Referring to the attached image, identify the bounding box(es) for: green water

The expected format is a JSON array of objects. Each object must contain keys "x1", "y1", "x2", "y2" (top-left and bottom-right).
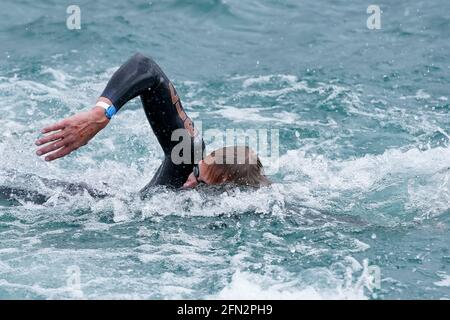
[{"x1": 0, "y1": 0, "x2": 449, "y2": 299}]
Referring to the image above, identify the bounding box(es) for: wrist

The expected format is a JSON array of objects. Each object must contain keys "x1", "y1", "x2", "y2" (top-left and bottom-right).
[
  {"x1": 97, "y1": 96, "x2": 112, "y2": 106},
  {"x1": 91, "y1": 106, "x2": 110, "y2": 126},
  {"x1": 95, "y1": 97, "x2": 117, "y2": 120}
]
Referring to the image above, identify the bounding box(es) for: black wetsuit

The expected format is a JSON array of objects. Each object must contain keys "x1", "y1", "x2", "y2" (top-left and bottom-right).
[{"x1": 101, "y1": 53, "x2": 204, "y2": 193}]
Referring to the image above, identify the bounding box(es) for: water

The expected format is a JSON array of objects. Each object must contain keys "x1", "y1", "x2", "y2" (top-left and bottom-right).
[{"x1": 0, "y1": 0, "x2": 449, "y2": 299}]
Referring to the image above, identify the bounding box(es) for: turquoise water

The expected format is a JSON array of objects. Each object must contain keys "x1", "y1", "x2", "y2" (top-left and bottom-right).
[{"x1": 0, "y1": 0, "x2": 449, "y2": 299}]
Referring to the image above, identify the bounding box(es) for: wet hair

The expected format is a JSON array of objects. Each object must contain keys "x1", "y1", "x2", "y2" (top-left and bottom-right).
[{"x1": 203, "y1": 146, "x2": 271, "y2": 187}]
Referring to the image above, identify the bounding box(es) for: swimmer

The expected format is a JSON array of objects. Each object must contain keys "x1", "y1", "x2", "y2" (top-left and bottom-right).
[{"x1": 34, "y1": 53, "x2": 270, "y2": 196}]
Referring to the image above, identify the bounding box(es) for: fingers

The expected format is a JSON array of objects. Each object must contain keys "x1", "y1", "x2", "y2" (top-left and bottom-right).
[
  {"x1": 36, "y1": 139, "x2": 68, "y2": 156},
  {"x1": 41, "y1": 120, "x2": 66, "y2": 134},
  {"x1": 44, "y1": 145, "x2": 74, "y2": 161},
  {"x1": 35, "y1": 131, "x2": 64, "y2": 146}
]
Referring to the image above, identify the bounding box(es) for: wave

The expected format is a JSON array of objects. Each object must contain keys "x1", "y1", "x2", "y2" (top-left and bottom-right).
[{"x1": 212, "y1": 269, "x2": 367, "y2": 300}]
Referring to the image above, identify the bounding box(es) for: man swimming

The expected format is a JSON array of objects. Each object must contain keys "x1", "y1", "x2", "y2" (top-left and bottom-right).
[{"x1": 34, "y1": 53, "x2": 269, "y2": 196}]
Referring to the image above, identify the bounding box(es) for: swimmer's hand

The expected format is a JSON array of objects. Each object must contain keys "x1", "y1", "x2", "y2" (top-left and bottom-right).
[{"x1": 35, "y1": 105, "x2": 110, "y2": 161}]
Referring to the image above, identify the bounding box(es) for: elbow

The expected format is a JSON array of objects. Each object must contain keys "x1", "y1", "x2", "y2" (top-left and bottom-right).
[
  {"x1": 132, "y1": 52, "x2": 147, "y2": 60},
  {"x1": 131, "y1": 52, "x2": 153, "y2": 66}
]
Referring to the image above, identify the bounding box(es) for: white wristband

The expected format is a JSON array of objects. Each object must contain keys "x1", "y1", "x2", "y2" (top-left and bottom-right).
[{"x1": 95, "y1": 101, "x2": 110, "y2": 110}]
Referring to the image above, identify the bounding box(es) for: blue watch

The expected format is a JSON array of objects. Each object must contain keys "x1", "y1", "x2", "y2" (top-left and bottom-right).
[{"x1": 104, "y1": 105, "x2": 117, "y2": 120}]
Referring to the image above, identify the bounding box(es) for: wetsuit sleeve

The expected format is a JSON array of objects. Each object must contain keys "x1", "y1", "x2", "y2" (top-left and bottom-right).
[{"x1": 100, "y1": 53, "x2": 204, "y2": 190}]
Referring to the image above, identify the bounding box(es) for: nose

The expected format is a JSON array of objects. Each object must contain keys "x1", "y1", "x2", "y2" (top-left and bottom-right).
[{"x1": 183, "y1": 172, "x2": 198, "y2": 188}]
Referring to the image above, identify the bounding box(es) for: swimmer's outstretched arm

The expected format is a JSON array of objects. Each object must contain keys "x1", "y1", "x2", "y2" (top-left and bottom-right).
[
  {"x1": 35, "y1": 106, "x2": 110, "y2": 161},
  {"x1": 35, "y1": 53, "x2": 166, "y2": 161}
]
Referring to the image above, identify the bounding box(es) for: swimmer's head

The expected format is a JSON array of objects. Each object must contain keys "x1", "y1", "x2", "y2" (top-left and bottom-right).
[{"x1": 183, "y1": 146, "x2": 270, "y2": 188}]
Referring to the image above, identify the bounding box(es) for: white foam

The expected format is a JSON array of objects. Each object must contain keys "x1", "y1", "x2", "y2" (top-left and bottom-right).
[
  {"x1": 139, "y1": 184, "x2": 286, "y2": 218},
  {"x1": 400, "y1": 89, "x2": 431, "y2": 100},
  {"x1": 209, "y1": 105, "x2": 299, "y2": 124},
  {"x1": 242, "y1": 74, "x2": 298, "y2": 88},
  {"x1": 280, "y1": 146, "x2": 450, "y2": 191},
  {"x1": 213, "y1": 270, "x2": 367, "y2": 300},
  {"x1": 0, "y1": 261, "x2": 13, "y2": 273},
  {"x1": 434, "y1": 273, "x2": 450, "y2": 287}
]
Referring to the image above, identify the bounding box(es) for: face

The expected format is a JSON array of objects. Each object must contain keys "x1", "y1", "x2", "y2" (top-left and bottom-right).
[{"x1": 183, "y1": 160, "x2": 211, "y2": 188}]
